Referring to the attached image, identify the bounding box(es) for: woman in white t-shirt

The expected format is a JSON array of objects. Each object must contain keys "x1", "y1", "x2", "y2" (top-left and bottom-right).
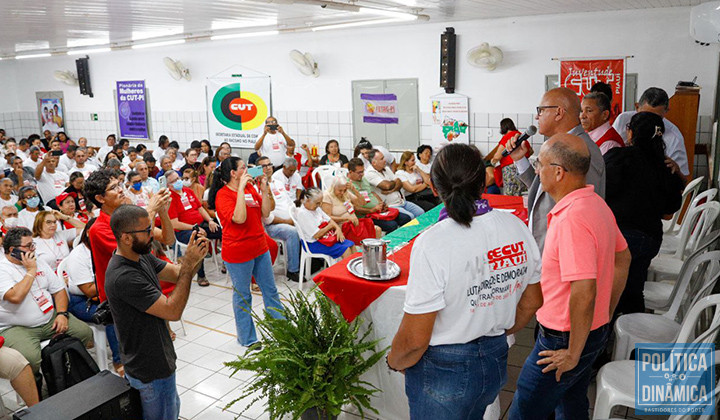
[
  {"x1": 415, "y1": 144, "x2": 434, "y2": 174},
  {"x1": 32, "y1": 210, "x2": 85, "y2": 271},
  {"x1": 395, "y1": 151, "x2": 440, "y2": 212},
  {"x1": 295, "y1": 188, "x2": 356, "y2": 259},
  {"x1": 387, "y1": 143, "x2": 543, "y2": 419}
]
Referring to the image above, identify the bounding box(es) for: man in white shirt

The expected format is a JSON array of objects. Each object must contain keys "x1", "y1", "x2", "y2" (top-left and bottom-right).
[
  {"x1": 0, "y1": 227, "x2": 92, "y2": 373},
  {"x1": 254, "y1": 116, "x2": 296, "y2": 168},
  {"x1": 97, "y1": 134, "x2": 116, "y2": 165},
  {"x1": 70, "y1": 147, "x2": 98, "y2": 178},
  {"x1": 0, "y1": 179, "x2": 18, "y2": 210},
  {"x1": 34, "y1": 154, "x2": 69, "y2": 204},
  {"x1": 22, "y1": 147, "x2": 42, "y2": 170},
  {"x1": 612, "y1": 87, "x2": 689, "y2": 177},
  {"x1": 152, "y1": 135, "x2": 170, "y2": 163},
  {"x1": 136, "y1": 161, "x2": 159, "y2": 194},
  {"x1": 271, "y1": 157, "x2": 305, "y2": 201},
  {"x1": 15, "y1": 139, "x2": 29, "y2": 161},
  {"x1": 57, "y1": 145, "x2": 77, "y2": 172},
  {"x1": 259, "y1": 157, "x2": 300, "y2": 282},
  {"x1": 364, "y1": 149, "x2": 424, "y2": 220}
]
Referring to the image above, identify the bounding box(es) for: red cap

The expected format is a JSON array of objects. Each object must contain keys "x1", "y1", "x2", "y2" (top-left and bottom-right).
[{"x1": 56, "y1": 192, "x2": 73, "y2": 205}]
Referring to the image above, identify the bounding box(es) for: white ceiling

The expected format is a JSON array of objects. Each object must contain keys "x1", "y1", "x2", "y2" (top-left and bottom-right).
[{"x1": 0, "y1": 0, "x2": 710, "y2": 57}]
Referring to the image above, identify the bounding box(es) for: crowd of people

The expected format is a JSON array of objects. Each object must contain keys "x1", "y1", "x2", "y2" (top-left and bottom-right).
[{"x1": 0, "y1": 83, "x2": 692, "y2": 419}]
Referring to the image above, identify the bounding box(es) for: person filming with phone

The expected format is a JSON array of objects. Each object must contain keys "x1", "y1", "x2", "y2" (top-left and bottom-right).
[{"x1": 254, "y1": 116, "x2": 295, "y2": 170}]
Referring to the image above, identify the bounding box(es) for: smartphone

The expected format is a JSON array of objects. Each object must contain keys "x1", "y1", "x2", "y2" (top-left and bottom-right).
[
  {"x1": 268, "y1": 124, "x2": 279, "y2": 131},
  {"x1": 10, "y1": 248, "x2": 24, "y2": 261},
  {"x1": 158, "y1": 176, "x2": 167, "y2": 190},
  {"x1": 51, "y1": 150, "x2": 63, "y2": 157},
  {"x1": 192, "y1": 225, "x2": 201, "y2": 234},
  {"x1": 247, "y1": 166, "x2": 264, "y2": 178}
]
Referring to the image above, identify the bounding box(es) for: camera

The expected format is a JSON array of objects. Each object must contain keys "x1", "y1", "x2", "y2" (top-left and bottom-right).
[
  {"x1": 268, "y1": 124, "x2": 279, "y2": 130},
  {"x1": 91, "y1": 301, "x2": 114, "y2": 325}
]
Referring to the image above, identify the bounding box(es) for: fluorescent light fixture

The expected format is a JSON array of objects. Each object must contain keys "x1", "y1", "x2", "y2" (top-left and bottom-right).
[
  {"x1": 67, "y1": 47, "x2": 111, "y2": 55},
  {"x1": 15, "y1": 53, "x2": 52, "y2": 59},
  {"x1": 211, "y1": 18, "x2": 277, "y2": 30},
  {"x1": 132, "y1": 39, "x2": 186, "y2": 49},
  {"x1": 15, "y1": 41, "x2": 50, "y2": 52},
  {"x1": 358, "y1": 7, "x2": 418, "y2": 20},
  {"x1": 211, "y1": 30, "x2": 279, "y2": 40},
  {"x1": 312, "y1": 18, "x2": 410, "y2": 31},
  {"x1": 132, "y1": 27, "x2": 184, "y2": 41}
]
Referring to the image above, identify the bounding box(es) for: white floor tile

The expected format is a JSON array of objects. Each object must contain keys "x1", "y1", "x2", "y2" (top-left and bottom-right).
[
  {"x1": 192, "y1": 372, "x2": 242, "y2": 400},
  {"x1": 213, "y1": 303, "x2": 236, "y2": 317},
  {"x1": 216, "y1": 319, "x2": 236, "y2": 335},
  {"x1": 193, "y1": 349, "x2": 238, "y2": 373},
  {"x1": 178, "y1": 323, "x2": 210, "y2": 342},
  {"x1": 199, "y1": 297, "x2": 228, "y2": 312},
  {"x1": 192, "y1": 330, "x2": 235, "y2": 349},
  {"x1": 175, "y1": 364, "x2": 215, "y2": 389},
  {"x1": 182, "y1": 307, "x2": 213, "y2": 322},
  {"x1": 192, "y1": 405, "x2": 243, "y2": 420},
  {"x1": 220, "y1": 389, "x2": 267, "y2": 419},
  {"x1": 216, "y1": 338, "x2": 246, "y2": 356},
  {"x1": 176, "y1": 342, "x2": 212, "y2": 363},
  {"x1": 194, "y1": 312, "x2": 233, "y2": 329},
  {"x1": 179, "y1": 389, "x2": 217, "y2": 419},
  {"x1": 193, "y1": 284, "x2": 226, "y2": 298}
]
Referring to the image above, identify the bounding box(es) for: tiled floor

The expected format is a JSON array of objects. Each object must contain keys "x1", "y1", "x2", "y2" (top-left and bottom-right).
[{"x1": 0, "y1": 257, "x2": 670, "y2": 420}]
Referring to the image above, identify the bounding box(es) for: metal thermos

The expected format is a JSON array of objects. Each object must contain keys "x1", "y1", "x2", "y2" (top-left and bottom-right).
[{"x1": 361, "y1": 239, "x2": 388, "y2": 277}]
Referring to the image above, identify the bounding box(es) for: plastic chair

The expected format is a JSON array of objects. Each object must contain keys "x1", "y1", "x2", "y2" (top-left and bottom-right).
[
  {"x1": 645, "y1": 230, "x2": 720, "y2": 312},
  {"x1": 311, "y1": 166, "x2": 336, "y2": 189},
  {"x1": 648, "y1": 201, "x2": 720, "y2": 282},
  {"x1": 594, "y1": 295, "x2": 720, "y2": 419},
  {"x1": 662, "y1": 176, "x2": 704, "y2": 234},
  {"x1": 659, "y1": 188, "x2": 717, "y2": 254},
  {"x1": 275, "y1": 239, "x2": 288, "y2": 275},
  {"x1": 172, "y1": 240, "x2": 188, "y2": 263},
  {"x1": 288, "y1": 206, "x2": 337, "y2": 291},
  {"x1": 613, "y1": 250, "x2": 720, "y2": 361}
]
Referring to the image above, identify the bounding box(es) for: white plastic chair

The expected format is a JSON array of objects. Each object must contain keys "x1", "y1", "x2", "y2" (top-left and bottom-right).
[
  {"x1": 613, "y1": 250, "x2": 720, "y2": 361},
  {"x1": 311, "y1": 165, "x2": 336, "y2": 189},
  {"x1": 288, "y1": 206, "x2": 337, "y2": 291},
  {"x1": 648, "y1": 201, "x2": 720, "y2": 282},
  {"x1": 645, "y1": 230, "x2": 720, "y2": 312},
  {"x1": 659, "y1": 188, "x2": 717, "y2": 254},
  {"x1": 662, "y1": 176, "x2": 704, "y2": 234},
  {"x1": 594, "y1": 295, "x2": 720, "y2": 419},
  {"x1": 274, "y1": 239, "x2": 288, "y2": 275}
]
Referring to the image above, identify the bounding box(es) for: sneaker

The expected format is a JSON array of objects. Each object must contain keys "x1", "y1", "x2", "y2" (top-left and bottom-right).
[
  {"x1": 197, "y1": 277, "x2": 210, "y2": 287},
  {"x1": 247, "y1": 342, "x2": 263, "y2": 352},
  {"x1": 286, "y1": 271, "x2": 300, "y2": 282}
]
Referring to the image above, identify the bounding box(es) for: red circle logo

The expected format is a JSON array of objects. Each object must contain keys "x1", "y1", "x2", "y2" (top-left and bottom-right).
[{"x1": 228, "y1": 98, "x2": 258, "y2": 122}]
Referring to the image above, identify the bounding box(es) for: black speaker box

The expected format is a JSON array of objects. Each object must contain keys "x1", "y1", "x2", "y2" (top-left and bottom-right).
[
  {"x1": 13, "y1": 370, "x2": 142, "y2": 420},
  {"x1": 75, "y1": 56, "x2": 93, "y2": 98}
]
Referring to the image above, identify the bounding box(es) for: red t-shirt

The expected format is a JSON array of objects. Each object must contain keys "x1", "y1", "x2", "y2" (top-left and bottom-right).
[
  {"x1": 494, "y1": 130, "x2": 530, "y2": 187},
  {"x1": 168, "y1": 187, "x2": 204, "y2": 229},
  {"x1": 88, "y1": 210, "x2": 116, "y2": 302},
  {"x1": 216, "y1": 184, "x2": 268, "y2": 264}
]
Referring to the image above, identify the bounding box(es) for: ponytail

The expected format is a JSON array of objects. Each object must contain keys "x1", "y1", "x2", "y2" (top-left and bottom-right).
[
  {"x1": 295, "y1": 187, "x2": 321, "y2": 208},
  {"x1": 430, "y1": 144, "x2": 485, "y2": 227},
  {"x1": 207, "y1": 156, "x2": 240, "y2": 210}
]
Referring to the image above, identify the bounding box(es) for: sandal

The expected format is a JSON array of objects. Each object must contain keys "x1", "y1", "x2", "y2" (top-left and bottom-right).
[
  {"x1": 251, "y1": 283, "x2": 260, "y2": 292},
  {"x1": 197, "y1": 277, "x2": 210, "y2": 287}
]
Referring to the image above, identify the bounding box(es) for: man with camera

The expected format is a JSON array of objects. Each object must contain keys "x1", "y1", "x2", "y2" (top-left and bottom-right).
[
  {"x1": 105, "y1": 204, "x2": 208, "y2": 420},
  {"x1": 254, "y1": 116, "x2": 296, "y2": 169},
  {"x1": 0, "y1": 227, "x2": 92, "y2": 374}
]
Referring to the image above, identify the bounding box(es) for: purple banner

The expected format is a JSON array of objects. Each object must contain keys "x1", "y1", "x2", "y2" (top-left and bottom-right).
[
  {"x1": 117, "y1": 80, "x2": 149, "y2": 139},
  {"x1": 360, "y1": 92, "x2": 398, "y2": 125}
]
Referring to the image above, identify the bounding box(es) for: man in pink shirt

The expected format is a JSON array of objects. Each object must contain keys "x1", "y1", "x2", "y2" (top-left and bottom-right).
[{"x1": 509, "y1": 133, "x2": 631, "y2": 420}]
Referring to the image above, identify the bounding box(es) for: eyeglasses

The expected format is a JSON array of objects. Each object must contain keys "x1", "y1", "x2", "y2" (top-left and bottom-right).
[
  {"x1": 260, "y1": 164, "x2": 273, "y2": 168},
  {"x1": 124, "y1": 226, "x2": 153, "y2": 235},
  {"x1": 532, "y1": 159, "x2": 569, "y2": 172},
  {"x1": 536, "y1": 105, "x2": 559, "y2": 115},
  {"x1": 105, "y1": 183, "x2": 123, "y2": 193},
  {"x1": 18, "y1": 242, "x2": 36, "y2": 250}
]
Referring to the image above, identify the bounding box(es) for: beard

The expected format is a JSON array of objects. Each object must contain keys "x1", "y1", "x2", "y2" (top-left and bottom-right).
[{"x1": 131, "y1": 235, "x2": 153, "y2": 255}]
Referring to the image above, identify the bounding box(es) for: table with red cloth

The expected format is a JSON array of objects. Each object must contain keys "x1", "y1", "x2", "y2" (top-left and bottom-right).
[{"x1": 312, "y1": 194, "x2": 526, "y2": 420}]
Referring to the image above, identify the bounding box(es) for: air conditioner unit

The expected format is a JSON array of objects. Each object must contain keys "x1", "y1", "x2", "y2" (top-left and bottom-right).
[{"x1": 690, "y1": 1, "x2": 720, "y2": 45}]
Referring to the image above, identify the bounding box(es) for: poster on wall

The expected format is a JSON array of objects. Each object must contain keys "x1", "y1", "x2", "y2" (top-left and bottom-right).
[
  {"x1": 116, "y1": 80, "x2": 149, "y2": 139},
  {"x1": 430, "y1": 94, "x2": 469, "y2": 149},
  {"x1": 206, "y1": 76, "x2": 271, "y2": 148},
  {"x1": 361, "y1": 93, "x2": 398, "y2": 124},
  {"x1": 559, "y1": 58, "x2": 625, "y2": 118},
  {"x1": 35, "y1": 92, "x2": 65, "y2": 134}
]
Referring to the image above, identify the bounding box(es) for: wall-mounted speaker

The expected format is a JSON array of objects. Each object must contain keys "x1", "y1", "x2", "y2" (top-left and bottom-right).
[
  {"x1": 440, "y1": 27, "x2": 456, "y2": 94},
  {"x1": 75, "y1": 56, "x2": 93, "y2": 98}
]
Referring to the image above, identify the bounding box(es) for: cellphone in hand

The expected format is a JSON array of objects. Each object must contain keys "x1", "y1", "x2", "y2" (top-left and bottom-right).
[
  {"x1": 268, "y1": 124, "x2": 279, "y2": 131},
  {"x1": 192, "y1": 225, "x2": 201, "y2": 234},
  {"x1": 247, "y1": 166, "x2": 264, "y2": 178},
  {"x1": 10, "y1": 248, "x2": 25, "y2": 261},
  {"x1": 51, "y1": 150, "x2": 63, "y2": 157},
  {"x1": 158, "y1": 176, "x2": 167, "y2": 190}
]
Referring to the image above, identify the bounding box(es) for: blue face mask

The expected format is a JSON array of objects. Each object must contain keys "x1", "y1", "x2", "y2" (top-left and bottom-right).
[
  {"x1": 132, "y1": 182, "x2": 142, "y2": 191},
  {"x1": 172, "y1": 180, "x2": 184, "y2": 191},
  {"x1": 26, "y1": 197, "x2": 40, "y2": 208}
]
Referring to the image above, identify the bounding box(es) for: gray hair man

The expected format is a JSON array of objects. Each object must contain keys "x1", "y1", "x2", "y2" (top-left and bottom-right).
[{"x1": 580, "y1": 92, "x2": 625, "y2": 155}]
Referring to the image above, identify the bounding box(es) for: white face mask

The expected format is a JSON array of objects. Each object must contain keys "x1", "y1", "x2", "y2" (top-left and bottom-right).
[
  {"x1": 3, "y1": 217, "x2": 18, "y2": 229},
  {"x1": 182, "y1": 180, "x2": 192, "y2": 188}
]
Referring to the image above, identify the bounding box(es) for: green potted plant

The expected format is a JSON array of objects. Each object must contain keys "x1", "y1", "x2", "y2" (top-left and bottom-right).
[{"x1": 224, "y1": 289, "x2": 388, "y2": 420}]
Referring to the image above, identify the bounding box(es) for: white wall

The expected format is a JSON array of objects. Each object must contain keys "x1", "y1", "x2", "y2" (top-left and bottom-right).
[{"x1": 0, "y1": 6, "x2": 717, "y2": 158}]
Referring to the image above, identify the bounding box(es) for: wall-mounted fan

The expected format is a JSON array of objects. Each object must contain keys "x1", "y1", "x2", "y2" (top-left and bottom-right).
[
  {"x1": 163, "y1": 57, "x2": 191, "y2": 81},
  {"x1": 467, "y1": 43, "x2": 503, "y2": 71},
  {"x1": 53, "y1": 70, "x2": 78, "y2": 86},
  {"x1": 289, "y1": 50, "x2": 319, "y2": 77}
]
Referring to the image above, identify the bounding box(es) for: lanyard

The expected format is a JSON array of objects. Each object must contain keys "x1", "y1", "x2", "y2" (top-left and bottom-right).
[{"x1": 438, "y1": 199, "x2": 492, "y2": 222}]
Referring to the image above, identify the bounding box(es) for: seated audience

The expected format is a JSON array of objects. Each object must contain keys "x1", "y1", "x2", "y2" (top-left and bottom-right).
[
  {"x1": 395, "y1": 151, "x2": 439, "y2": 211},
  {"x1": 0, "y1": 178, "x2": 18, "y2": 209},
  {"x1": 22, "y1": 146, "x2": 41, "y2": 170},
  {"x1": 199, "y1": 140, "x2": 213, "y2": 160},
  {"x1": 63, "y1": 172, "x2": 88, "y2": 214},
  {"x1": 17, "y1": 187, "x2": 42, "y2": 230},
  {"x1": 1, "y1": 205, "x2": 19, "y2": 233},
  {"x1": 121, "y1": 147, "x2": 142, "y2": 171},
  {"x1": 199, "y1": 156, "x2": 217, "y2": 187},
  {"x1": 491, "y1": 118, "x2": 530, "y2": 196},
  {"x1": 152, "y1": 135, "x2": 170, "y2": 162},
  {"x1": 347, "y1": 158, "x2": 410, "y2": 233},
  {"x1": 57, "y1": 144, "x2": 76, "y2": 172},
  {"x1": 321, "y1": 176, "x2": 381, "y2": 243},
  {"x1": 33, "y1": 210, "x2": 83, "y2": 271},
  {"x1": 180, "y1": 148, "x2": 201, "y2": 173},
  {"x1": 9, "y1": 157, "x2": 35, "y2": 191},
  {"x1": 34, "y1": 153, "x2": 69, "y2": 204},
  {"x1": 97, "y1": 134, "x2": 116, "y2": 164},
  {"x1": 0, "y1": 346, "x2": 38, "y2": 407},
  {"x1": 102, "y1": 152, "x2": 119, "y2": 167},
  {"x1": 271, "y1": 158, "x2": 304, "y2": 201},
  {"x1": 353, "y1": 138, "x2": 396, "y2": 172},
  {"x1": 182, "y1": 168, "x2": 204, "y2": 205},
  {"x1": 364, "y1": 149, "x2": 424, "y2": 220},
  {"x1": 216, "y1": 147, "x2": 230, "y2": 164},
  {"x1": 55, "y1": 191, "x2": 89, "y2": 225},
  {"x1": 156, "y1": 155, "x2": 174, "y2": 180},
  {"x1": 71, "y1": 146, "x2": 98, "y2": 178},
  {"x1": 388, "y1": 143, "x2": 542, "y2": 419},
  {"x1": 169, "y1": 148, "x2": 184, "y2": 171},
  {"x1": 415, "y1": 145, "x2": 433, "y2": 174},
  {"x1": 319, "y1": 139, "x2": 349, "y2": 168},
  {"x1": 136, "y1": 161, "x2": 159, "y2": 194},
  {"x1": 581, "y1": 92, "x2": 624, "y2": 155},
  {"x1": 143, "y1": 152, "x2": 159, "y2": 179},
  {"x1": 295, "y1": 188, "x2": 356, "y2": 259},
  {"x1": 126, "y1": 171, "x2": 152, "y2": 208},
  {"x1": 605, "y1": 112, "x2": 684, "y2": 315},
  {"x1": 0, "y1": 227, "x2": 93, "y2": 374}
]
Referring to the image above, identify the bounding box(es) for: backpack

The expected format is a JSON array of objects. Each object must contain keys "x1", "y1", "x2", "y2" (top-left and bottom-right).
[{"x1": 40, "y1": 334, "x2": 100, "y2": 396}]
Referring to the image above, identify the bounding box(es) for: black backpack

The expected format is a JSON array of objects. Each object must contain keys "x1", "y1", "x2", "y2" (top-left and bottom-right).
[{"x1": 40, "y1": 334, "x2": 100, "y2": 396}]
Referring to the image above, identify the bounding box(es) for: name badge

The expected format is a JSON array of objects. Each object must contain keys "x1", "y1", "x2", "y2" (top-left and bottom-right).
[
  {"x1": 360, "y1": 191, "x2": 371, "y2": 203},
  {"x1": 180, "y1": 193, "x2": 192, "y2": 210},
  {"x1": 343, "y1": 201, "x2": 355, "y2": 214},
  {"x1": 272, "y1": 140, "x2": 280, "y2": 151},
  {"x1": 34, "y1": 292, "x2": 54, "y2": 314}
]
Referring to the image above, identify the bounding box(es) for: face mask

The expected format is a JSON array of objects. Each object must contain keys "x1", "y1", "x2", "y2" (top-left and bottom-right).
[
  {"x1": 3, "y1": 217, "x2": 18, "y2": 229},
  {"x1": 26, "y1": 197, "x2": 40, "y2": 208},
  {"x1": 172, "y1": 180, "x2": 184, "y2": 191},
  {"x1": 132, "y1": 182, "x2": 142, "y2": 191},
  {"x1": 182, "y1": 180, "x2": 192, "y2": 188}
]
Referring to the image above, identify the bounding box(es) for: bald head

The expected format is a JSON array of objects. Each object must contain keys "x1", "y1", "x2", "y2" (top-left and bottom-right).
[
  {"x1": 545, "y1": 88, "x2": 581, "y2": 116},
  {"x1": 544, "y1": 133, "x2": 590, "y2": 175},
  {"x1": 537, "y1": 88, "x2": 582, "y2": 136}
]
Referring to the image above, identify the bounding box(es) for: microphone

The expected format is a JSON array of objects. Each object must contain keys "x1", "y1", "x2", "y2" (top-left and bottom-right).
[{"x1": 501, "y1": 125, "x2": 537, "y2": 157}]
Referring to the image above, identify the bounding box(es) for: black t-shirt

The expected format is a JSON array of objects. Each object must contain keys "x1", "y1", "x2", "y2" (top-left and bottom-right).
[
  {"x1": 319, "y1": 153, "x2": 349, "y2": 166},
  {"x1": 105, "y1": 252, "x2": 173, "y2": 383}
]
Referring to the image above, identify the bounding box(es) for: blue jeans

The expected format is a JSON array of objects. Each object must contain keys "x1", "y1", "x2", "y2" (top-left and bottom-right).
[
  {"x1": 125, "y1": 372, "x2": 180, "y2": 420},
  {"x1": 508, "y1": 324, "x2": 610, "y2": 420},
  {"x1": 405, "y1": 334, "x2": 508, "y2": 420},
  {"x1": 225, "y1": 251, "x2": 284, "y2": 346},
  {"x1": 68, "y1": 293, "x2": 122, "y2": 364},
  {"x1": 264, "y1": 223, "x2": 300, "y2": 272},
  {"x1": 615, "y1": 229, "x2": 662, "y2": 315},
  {"x1": 392, "y1": 201, "x2": 424, "y2": 220}
]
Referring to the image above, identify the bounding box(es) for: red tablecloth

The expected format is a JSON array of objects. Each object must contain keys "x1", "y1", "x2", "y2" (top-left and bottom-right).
[{"x1": 314, "y1": 194, "x2": 526, "y2": 322}]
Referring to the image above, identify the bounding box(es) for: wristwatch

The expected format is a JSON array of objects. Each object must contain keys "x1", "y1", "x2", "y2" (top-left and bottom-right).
[{"x1": 56, "y1": 311, "x2": 69, "y2": 318}]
